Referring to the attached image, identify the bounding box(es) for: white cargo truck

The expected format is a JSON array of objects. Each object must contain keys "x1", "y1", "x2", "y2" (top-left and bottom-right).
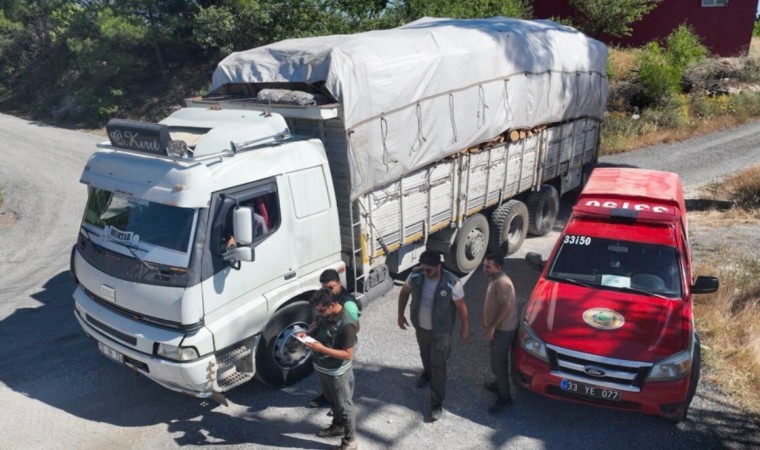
[{"x1": 71, "y1": 17, "x2": 608, "y2": 401}]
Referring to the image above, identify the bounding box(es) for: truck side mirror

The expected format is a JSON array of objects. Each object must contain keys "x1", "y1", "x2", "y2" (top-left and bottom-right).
[
  {"x1": 233, "y1": 207, "x2": 254, "y2": 245},
  {"x1": 691, "y1": 276, "x2": 719, "y2": 294},
  {"x1": 525, "y1": 252, "x2": 545, "y2": 271}
]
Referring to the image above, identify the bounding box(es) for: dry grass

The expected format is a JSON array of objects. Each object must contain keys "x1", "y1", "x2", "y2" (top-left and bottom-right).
[
  {"x1": 691, "y1": 165, "x2": 760, "y2": 412},
  {"x1": 694, "y1": 257, "x2": 760, "y2": 413},
  {"x1": 607, "y1": 46, "x2": 640, "y2": 82},
  {"x1": 750, "y1": 37, "x2": 760, "y2": 59},
  {"x1": 602, "y1": 114, "x2": 748, "y2": 155}
]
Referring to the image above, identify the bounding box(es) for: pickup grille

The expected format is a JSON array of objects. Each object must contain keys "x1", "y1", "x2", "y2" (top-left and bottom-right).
[{"x1": 546, "y1": 344, "x2": 652, "y2": 390}]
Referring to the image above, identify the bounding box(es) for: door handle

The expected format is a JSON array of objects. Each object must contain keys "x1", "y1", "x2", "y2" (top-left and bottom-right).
[{"x1": 284, "y1": 271, "x2": 296, "y2": 280}]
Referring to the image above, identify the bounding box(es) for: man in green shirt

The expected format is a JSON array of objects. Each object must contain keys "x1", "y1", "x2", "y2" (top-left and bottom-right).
[
  {"x1": 309, "y1": 269, "x2": 360, "y2": 408},
  {"x1": 299, "y1": 288, "x2": 359, "y2": 450}
]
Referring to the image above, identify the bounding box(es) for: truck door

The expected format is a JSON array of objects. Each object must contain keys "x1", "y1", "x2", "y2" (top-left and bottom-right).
[{"x1": 201, "y1": 177, "x2": 300, "y2": 343}]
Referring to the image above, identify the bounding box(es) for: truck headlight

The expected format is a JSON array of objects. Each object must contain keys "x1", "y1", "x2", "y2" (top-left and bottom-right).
[
  {"x1": 157, "y1": 343, "x2": 199, "y2": 362},
  {"x1": 518, "y1": 322, "x2": 548, "y2": 362},
  {"x1": 647, "y1": 350, "x2": 692, "y2": 381}
]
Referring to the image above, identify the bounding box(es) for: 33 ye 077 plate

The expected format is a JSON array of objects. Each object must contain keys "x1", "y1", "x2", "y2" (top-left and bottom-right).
[
  {"x1": 561, "y1": 379, "x2": 621, "y2": 402},
  {"x1": 98, "y1": 342, "x2": 125, "y2": 365}
]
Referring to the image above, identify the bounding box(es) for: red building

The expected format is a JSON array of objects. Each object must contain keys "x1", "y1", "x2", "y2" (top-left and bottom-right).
[{"x1": 534, "y1": 0, "x2": 757, "y2": 56}]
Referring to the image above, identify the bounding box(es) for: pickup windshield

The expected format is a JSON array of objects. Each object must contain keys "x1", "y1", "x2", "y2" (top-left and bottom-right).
[
  {"x1": 83, "y1": 188, "x2": 194, "y2": 253},
  {"x1": 548, "y1": 235, "x2": 682, "y2": 298}
]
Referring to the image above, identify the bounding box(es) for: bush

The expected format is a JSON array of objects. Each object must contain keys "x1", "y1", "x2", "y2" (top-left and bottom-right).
[
  {"x1": 637, "y1": 25, "x2": 707, "y2": 105},
  {"x1": 727, "y1": 92, "x2": 760, "y2": 123},
  {"x1": 637, "y1": 42, "x2": 682, "y2": 103}
]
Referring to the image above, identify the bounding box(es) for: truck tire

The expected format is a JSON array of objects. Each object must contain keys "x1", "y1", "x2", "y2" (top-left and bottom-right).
[
  {"x1": 488, "y1": 200, "x2": 528, "y2": 255},
  {"x1": 526, "y1": 185, "x2": 559, "y2": 236},
  {"x1": 255, "y1": 301, "x2": 314, "y2": 388},
  {"x1": 445, "y1": 213, "x2": 489, "y2": 273}
]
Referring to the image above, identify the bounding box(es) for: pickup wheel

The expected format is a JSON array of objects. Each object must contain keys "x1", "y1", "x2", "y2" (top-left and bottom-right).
[
  {"x1": 526, "y1": 185, "x2": 559, "y2": 236},
  {"x1": 668, "y1": 334, "x2": 701, "y2": 423},
  {"x1": 445, "y1": 213, "x2": 489, "y2": 273},
  {"x1": 488, "y1": 200, "x2": 528, "y2": 255},
  {"x1": 255, "y1": 301, "x2": 315, "y2": 388}
]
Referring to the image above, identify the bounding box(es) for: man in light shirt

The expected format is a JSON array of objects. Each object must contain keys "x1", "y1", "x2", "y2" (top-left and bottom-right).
[
  {"x1": 482, "y1": 251, "x2": 518, "y2": 413},
  {"x1": 397, "y1": 250, "x2": 469, "y2": 422}
]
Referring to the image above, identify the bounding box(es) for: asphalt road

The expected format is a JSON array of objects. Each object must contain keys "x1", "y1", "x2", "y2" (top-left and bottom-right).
[{"x1": 1, "y1": 113, "x2": 759, "y2": 449}]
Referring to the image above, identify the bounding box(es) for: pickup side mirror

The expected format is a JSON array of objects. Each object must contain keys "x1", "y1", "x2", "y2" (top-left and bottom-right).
[
  {"x1": 233, "y1": 207, "x2": 254, "y2": 245},
  {"x1": 525, "y1": 252, "x2": 545, "y2": 271},
  {"x1": 691, "y1": 276, "x2": 719, "y2": 294}
]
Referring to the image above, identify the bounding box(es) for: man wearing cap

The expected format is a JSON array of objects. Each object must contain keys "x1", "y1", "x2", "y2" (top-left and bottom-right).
[{"x1": 397, "y1": 250, "x2": 469, "y2": 422}]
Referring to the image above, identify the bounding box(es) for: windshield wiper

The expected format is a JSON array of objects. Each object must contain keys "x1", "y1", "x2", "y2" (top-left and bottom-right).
[
  {"x1": 554, "y1": 277, "x2": 594, "y2": 289},
  {"x1": 127, "y1": 245, "x2": 156, "y2": 272},
  {"x1": 612, "y1": 286, "x2": 670, "y2": 299}
]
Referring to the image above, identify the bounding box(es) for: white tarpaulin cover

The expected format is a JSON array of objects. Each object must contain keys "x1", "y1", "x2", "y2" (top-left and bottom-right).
[{"x1": 211, "y1": 17, "x2": 608, "y2": 199}]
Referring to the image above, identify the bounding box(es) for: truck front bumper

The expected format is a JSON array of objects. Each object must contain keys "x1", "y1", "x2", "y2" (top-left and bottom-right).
[{"x1": 73, "y1": 288, "x2": 217, "y2": 398}]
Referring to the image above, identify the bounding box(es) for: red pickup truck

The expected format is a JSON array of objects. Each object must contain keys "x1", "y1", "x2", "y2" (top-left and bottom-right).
[{"x1": 515, "y1": 167, "x2": 719, "y2": 422}]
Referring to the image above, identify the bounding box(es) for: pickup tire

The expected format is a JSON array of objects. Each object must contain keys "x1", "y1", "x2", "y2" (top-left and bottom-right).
[
  {"x1": 526, "y1": 185, "x2": 559, "y2": 236},
  {"x1": 488, "y1": 200, "x2": 528, "y2": 255},
  {"x1": 668, "y1": 334, "x2": 701, "y2": 423},
  {"x1": 255, "y1": 301, "x2": 315, "y2": 388},
  {"x1": 445, "y1": 213, "x2": 489, "y2": 273}
]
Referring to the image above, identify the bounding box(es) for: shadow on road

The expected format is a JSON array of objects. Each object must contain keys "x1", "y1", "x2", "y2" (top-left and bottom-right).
[{"x1": 1, "y1": 261, "x2": 759, "y2": 448}]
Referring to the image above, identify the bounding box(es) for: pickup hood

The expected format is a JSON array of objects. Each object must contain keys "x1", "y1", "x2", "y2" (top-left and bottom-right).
[{"x1": 525, "y1": 278, "x2": 689, "y2": 362}]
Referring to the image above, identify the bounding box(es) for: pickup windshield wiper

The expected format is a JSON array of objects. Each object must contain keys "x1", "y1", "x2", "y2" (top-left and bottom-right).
[
  {"x1": 612, "y1": 286, "x2": 669, "y2": 299},
  {"x1": 554, "y1": 277, "x2": 594, "y2": 289}
]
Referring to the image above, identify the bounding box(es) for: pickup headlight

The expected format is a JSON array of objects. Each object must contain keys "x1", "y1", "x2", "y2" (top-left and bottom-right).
[
  {"x1": 647, "y1": 350, "x2": 692, "y2": 381},
  {"x1": 518, "y1": 321, "x2": 549, "y2": 362},
  {"x1": 157, "y1": 343, "x2": 199, "y2": 362}
]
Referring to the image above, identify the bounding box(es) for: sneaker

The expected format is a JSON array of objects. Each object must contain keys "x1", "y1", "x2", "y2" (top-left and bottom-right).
[
  {"x1": 416, "y1": 372, "x2": 431, "y2": 388},
  {"x1": 430, "y1": 404, "x2": 443, "y2": 422},
  {"x1": 488, "y1": 396, "x2": 513, "y2": 414},
  {"x1": 308, "y1": 393, "x2": 328, "y2": 408},
  {"x1": 336, "y1": 439, "x2": 358, "y2": 450},
  {"x1": 483, "y1": 381, "x2": 499, "y2": 393},
  {"x1": 317, "y1": 424, "x2": 345, "y2": 438}
]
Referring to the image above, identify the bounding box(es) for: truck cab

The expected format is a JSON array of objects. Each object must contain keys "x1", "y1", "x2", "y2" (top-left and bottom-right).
[
  {"x1": 72, "y1": 108, "x2": 344, "y2": 399},
  {"x1": 515, "y1": 168, "x2": 718, "y2": 422}
]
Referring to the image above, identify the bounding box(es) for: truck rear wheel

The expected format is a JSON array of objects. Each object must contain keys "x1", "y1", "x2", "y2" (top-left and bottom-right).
[
  {"x1": 526, "y1": 185, "x2": 559, "y2": 236},
  {"x1": 488, "y1": 200, "x2": 528, "y2": 255},
  {"x1": 445, "y1": 213, "x2": 489, "y2": 273},
  {"x1": 255, "y1": 301, "x2": 314, "y2": 388}
]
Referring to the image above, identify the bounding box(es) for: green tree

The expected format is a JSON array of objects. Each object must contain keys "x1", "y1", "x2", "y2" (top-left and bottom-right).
[
  {"x1": 569, "y1": 0, "x2": 662, "y2": 38},
  {"x1": 394, "y1": 0, "x2": 531, "y2": 21}
]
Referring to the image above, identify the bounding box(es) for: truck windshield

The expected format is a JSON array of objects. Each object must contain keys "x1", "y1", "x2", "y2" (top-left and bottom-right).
[
  {"x1": 83, "y1": 188, "x2": 195, "y2": 253},
  {"x1": 548, "y1": 235, "x2": 682, "y2": 298}
]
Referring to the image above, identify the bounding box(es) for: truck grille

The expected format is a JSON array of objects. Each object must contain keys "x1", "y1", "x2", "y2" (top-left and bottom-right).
[
  {"x1": 546, "y1": 344, "x2": 652, "y2": 390},
  {"x1": 86, "y1": 314, "x2": 138, "y2": 346}
]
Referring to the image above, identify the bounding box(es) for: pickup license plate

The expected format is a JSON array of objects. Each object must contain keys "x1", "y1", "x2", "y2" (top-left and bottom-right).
[
  {"x1": 98, "y1": 342, "x2": 125, "y2": 365},
  {"x1": 561, "y1": 379, "x2": 621, "y2": 402}
]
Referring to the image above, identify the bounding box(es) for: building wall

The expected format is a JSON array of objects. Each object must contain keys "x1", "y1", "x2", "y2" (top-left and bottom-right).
[{"x1": 534, "y1": 0, "x2": 756, "y2": 56}]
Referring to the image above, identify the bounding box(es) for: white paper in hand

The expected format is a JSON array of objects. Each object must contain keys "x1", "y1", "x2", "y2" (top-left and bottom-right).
[{"x1": 296, "y1": 335, "x2": 317, "y2": 344}]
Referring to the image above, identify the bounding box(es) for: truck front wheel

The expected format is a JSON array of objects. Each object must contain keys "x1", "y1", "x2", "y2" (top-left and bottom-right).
[
  {"x1": 488, "y1": 200, "x2": 528, "y2": 255},
  {"x1": 255, "y1": 301, "x2": 315, "y2": 388},
  {"x1": 526, "y1": 185, "x2": 559, "y2": 236},
  {"x1": 445, "y1": 213, "x2": 489, "y2": 273}
]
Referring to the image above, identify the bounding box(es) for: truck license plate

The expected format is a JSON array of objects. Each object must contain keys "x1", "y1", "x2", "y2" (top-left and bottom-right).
[
  {"x1": 98, "y1": 342, "x2": 124, "y2": 365},
  {"x1": 561, "y1": 379, "x2": 621, "y2": 402}
]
